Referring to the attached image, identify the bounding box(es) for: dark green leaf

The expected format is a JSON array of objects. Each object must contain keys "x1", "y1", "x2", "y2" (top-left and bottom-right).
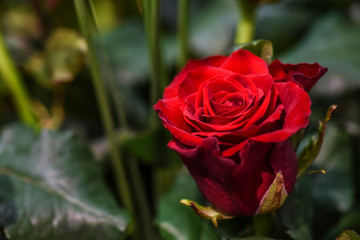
[
  {"x1": 229, "y1": 39, "x2": 273, "y2": 64},
  {"x1": 278, "y1": 177, "x2": 313, "y2": 240},
  {"x1": 297, "y1": 105, "x2": 337, "y2": 178},
  {"x1": 311, "y1": 125, "x2": 355, "y2": 213},
  {"x1": 156, "y1": 170, "x2": 220, "y2": 240},
  {"x1": 121, "y1": 130, "x2": 158, "y2": 164},
  {"x1": 0, "y1": 124, "x2": 131, "y2": 240},
  {"x1": 324, "y1": 208, "x2": 360, "y2": 240}
]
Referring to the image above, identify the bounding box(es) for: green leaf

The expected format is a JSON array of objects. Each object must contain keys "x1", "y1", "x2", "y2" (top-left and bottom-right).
[
  {"x1": 324, "y1": 208, "x2": 360, "y2": 240},
  {"x1": 229, "y1": 39, "x2": 273, "y2": 64},
  {"x1": 336, "y1": 230, "x2": 360, "y2": 240},
  {"x1": 156, "y1": 170, "x2": 220, "y2": 240},
  {"x1": 121, "y1": 130, "x2": 158, "y2": 164},
  {"x1": 277, "y1": 177, "x2": 313, "y2": 240},
  {"x1": 0, "y1": 124, "x2": 131, "y2": 240},
  {"x1": 297, "y1": 105, "x2": 337, "y2": 178},
  {"x1": 311, "y1": 125, "x2": 354, "y2": 213}
]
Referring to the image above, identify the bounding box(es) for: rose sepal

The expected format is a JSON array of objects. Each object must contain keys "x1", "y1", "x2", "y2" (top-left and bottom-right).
[
  {"x1": 229, "y1": 39, "x2": 273, "y2": 64},
  {"x1": 297, "y1": 105, "x2": 337, "y2": 178},
  {"x1": 180, "y1": 199, "x2": 234, "y2": 227},
  {"x1": 256, "y1": 171, "x2": 288, "y2": 214}
]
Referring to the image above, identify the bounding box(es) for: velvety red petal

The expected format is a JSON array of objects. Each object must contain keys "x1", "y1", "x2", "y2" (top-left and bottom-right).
[
  {"x1": 220, "y1": 49, "x2": 269, "y2": 75},
  {"x1": 269, "y1": 59, "x2": 328, "y2": 92},
  {"x1": 226, "y1": 142, "x2": 276, "y2": 215},
  {"x1": 250, "y1": 81, "x2": 310, "y2": 143},
  {"x1": 179, "y1": 67, "x2": 233, "y2": 100},
  {"x1": 168, "y1": 138, "x2": 240, "y2": 215},
  {"x1": 269, "y1": 140, "x2": 298, "y2": 193},
  {"x1": 154, "y1": 98, "x2": 203, "y2": 146},
  {"x1": 163, "y1": 56, "x2": 227, "y2": 99}
]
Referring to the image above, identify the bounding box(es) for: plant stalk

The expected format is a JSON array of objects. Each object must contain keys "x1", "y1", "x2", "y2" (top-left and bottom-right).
[
  {"x1": 74, "y1": 0, "x2": 134, "y2": 216},
  {"x1": 0, "y1": 31, "x2": 37, "y2": 127},
  {"x1": 235, "y1": 0, "x2": 257, "y2": 44},
  {"x1": 177, "y1": 0, "x2": 189, "y2": 69}
]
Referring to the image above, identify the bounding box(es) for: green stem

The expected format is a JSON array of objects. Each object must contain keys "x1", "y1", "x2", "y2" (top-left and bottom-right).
[
  {"x1": 253, "y1": 214, "x2": 273, "y2": 236},
  {"x1": 142, "y1": 0, "x2": 162, "y2": 129},
  {"x1": 74, "y1": 0, "x2": 134, "y2": 216},
  {"x1": 128, "y1": 156, "x2": 155, "y2": 240},
  {"x1": 177, "y1": 0, "x2": 189, "y2": 69},
  {"x1": 235, "y1": 0, "x2": 256, "y2": 44},
  {"x1": 88, "y1": 1, "x2": 129, "y2": 131},
  {"x1": 0, "y1": 31, "x2": 37, "y2": 127},
  {"x1": 149, "y1": 0, "x2": 162, "y2": 128}
]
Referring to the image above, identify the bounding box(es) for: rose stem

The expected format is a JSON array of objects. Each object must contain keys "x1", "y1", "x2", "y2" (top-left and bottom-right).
[
  {"x1": 235, "y1": 0, "x2": 257, "y2": 44},
  {"x1": 74, "y1": 0, "x2": 134, "y2": 218},
  {"x1": 0, "y1": 31, "x2": 38, "y2": 127},
  {"x1": 88, "y1": 1, "x2": 128, "y2": 131},
  {"x1": 253, "y1": 214, "x2": 273, "y2": 236},
  {"x1": 177, "y1": 0, "x2": 189, "y2": 70}
]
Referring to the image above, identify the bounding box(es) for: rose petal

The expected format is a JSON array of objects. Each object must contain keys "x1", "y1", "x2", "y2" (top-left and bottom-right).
[
  {"x1": 226, "y1": 142, "x2": 276, "y2": 215},
  {"x1": 250, "y1": 81, "x2": 310, "y2": 143},
  {"x1": 220, "y1": 50, "x2": 269, "y2": 75},
  {"x1": 269, "y1": 140, "x2": 297, "y2": 193},
  {"x1": 221, "y1": 103, "x2": 284, "y2": 157},
  {"x1": 168, "y1": 138, "x2": 240, "y2": 215},
  {"x1": 179, "y1": 66, "x2": 234, "y2": 111},
  {"x1": 164, "y1": 56, "x2": 227, "y2": 99},
  {"x1": 154, "y1": 98, "x2": 203, "y2": 146},
  {"x1": 269, "y1": 59, "x2": 328, "y2": 92}
]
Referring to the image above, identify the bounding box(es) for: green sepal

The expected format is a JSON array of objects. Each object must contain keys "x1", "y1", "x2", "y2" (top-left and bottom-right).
[
  {"x1": 180, "y1": 199, "x2": 234, "y2": 227},
  {"x1": 256, "y1": 171, "x2": 287, "y2": 214},
  {"x1": 229, "y1": 39, "x2": 273, "y2": 64},
  {"x1": 336, "y1": 230, "x2": 360, "y2": 240},
  {"x1": 297, "y1": 105, "x2": 337, "y2": 178}
]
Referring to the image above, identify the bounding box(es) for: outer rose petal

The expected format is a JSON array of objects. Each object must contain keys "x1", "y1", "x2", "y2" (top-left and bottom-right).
[
  {"x1": 220, "y1": 50, "x2": 269, "y2": 76},
  {"x1": 171, "y1": 137, "x2": 296, "y2": 216},
  {"x1": 227, "y1": 142, "x2": 276, "y2": 215},
  {"x1": 168, "y1": 138, "x2": 240, "y2": 214},
  {"x1": 163, "y1": 56, "x2": 227, "y2": 99},
  {"x1": 154, "y1": 98, "x2": 202, "y2": 146},
  {"x1": 269, "y1": 59, "x2": 328, "y2": 92},
  {"x1": 269, "y1": 140, "x2": 297, "y2": 193}
]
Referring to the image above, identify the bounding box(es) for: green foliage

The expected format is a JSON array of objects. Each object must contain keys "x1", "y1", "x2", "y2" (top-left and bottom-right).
[
  {"x1": 278, "y1": 177, "x2": 313, "y2": 240},
  {"x1": 297, "y1": 105, "x2": 337, "y2": 178},
  {"x1": 325, "y1": 208, "x2": 360, "y2": 240},
  {"x1": 156, "y1": 171, "x2": 220, "y2": 240},
  {"x1": 0, "y1": 124, "x2": 131, "y2": 240},
  {"x1": 281, "y1": 13, "x2": 360, "y2": 96}
]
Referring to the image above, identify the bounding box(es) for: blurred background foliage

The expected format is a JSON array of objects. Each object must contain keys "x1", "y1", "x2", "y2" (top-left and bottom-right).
[{"x1": 0, "y1": 0, "x2": 359, "y2": 239}]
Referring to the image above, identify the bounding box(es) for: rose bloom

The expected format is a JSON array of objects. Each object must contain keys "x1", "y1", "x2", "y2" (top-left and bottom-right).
[{"x1": 154, "y1": 49, "x2": 327, "y2": 216}]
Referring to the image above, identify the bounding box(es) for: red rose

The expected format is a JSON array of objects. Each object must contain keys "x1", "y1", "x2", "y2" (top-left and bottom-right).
[{"x1": 154, "y1": 49, "x2": 327, "y2": 216}]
